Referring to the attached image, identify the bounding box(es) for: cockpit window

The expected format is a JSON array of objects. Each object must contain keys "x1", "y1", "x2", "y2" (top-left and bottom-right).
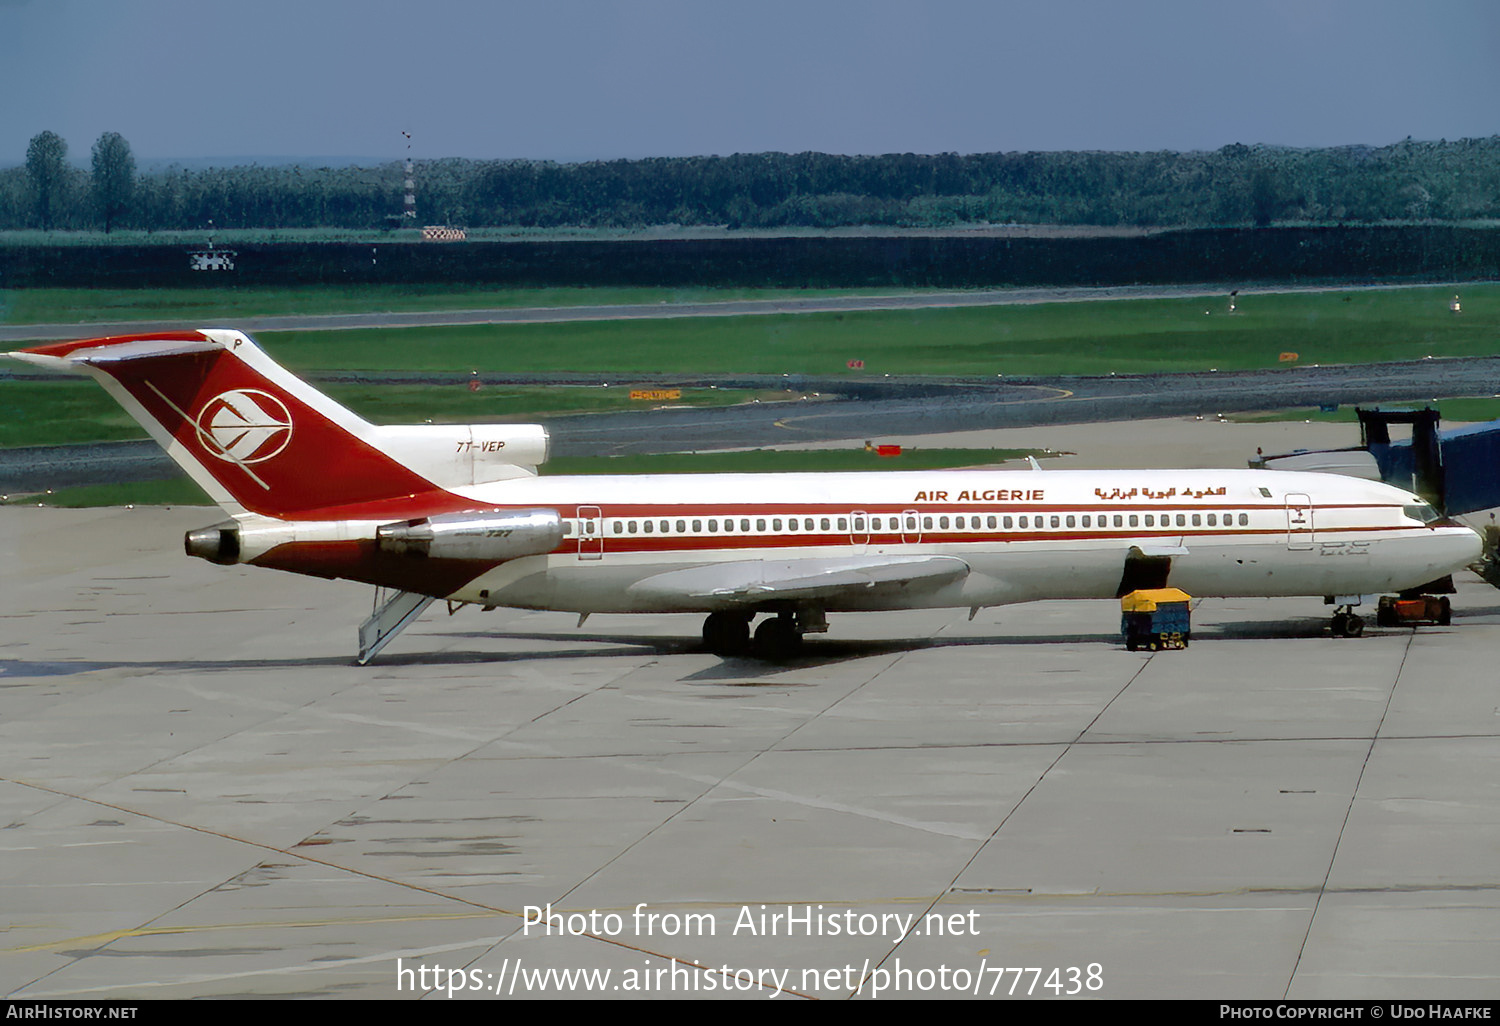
[{"x1": 1403, "y1": 503, "x2": 1441, "y2": 524}]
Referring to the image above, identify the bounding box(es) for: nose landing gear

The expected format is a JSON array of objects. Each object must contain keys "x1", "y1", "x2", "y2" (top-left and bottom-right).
[{"x1": 1330, "y1": 607, "x2": 1365, "y2": 638}]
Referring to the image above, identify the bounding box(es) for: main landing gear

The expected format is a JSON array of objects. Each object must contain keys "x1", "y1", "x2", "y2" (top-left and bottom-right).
[
  {"x1": 702, "y1": 611, "x2": 753, "y2": 657},
  {"x1": 703, "y1": 607, "x2": 827, "y2": 661}
]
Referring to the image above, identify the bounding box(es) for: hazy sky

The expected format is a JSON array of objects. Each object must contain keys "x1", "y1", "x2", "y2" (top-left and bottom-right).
[{"x1": 2, "y1": 0, "x2": 1497, "y2": 165}]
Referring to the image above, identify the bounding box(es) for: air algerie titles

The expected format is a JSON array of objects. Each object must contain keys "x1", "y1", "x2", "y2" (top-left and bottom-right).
[{"x1": 913, "y1": 488, "x2": 1044, "y2": 502}]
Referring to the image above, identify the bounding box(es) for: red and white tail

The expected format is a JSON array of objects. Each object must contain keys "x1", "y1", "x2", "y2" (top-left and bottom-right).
[{"x1": 10, "y1": 329, "x2": 524, "y2": 519}]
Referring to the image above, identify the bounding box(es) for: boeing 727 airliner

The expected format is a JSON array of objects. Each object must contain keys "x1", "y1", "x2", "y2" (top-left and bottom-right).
[{"x1": 8, "y1": 330, "x2": 1482, "y2": 662}]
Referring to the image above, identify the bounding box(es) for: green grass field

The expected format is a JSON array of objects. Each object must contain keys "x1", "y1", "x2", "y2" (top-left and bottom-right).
[
  {"x1": 0, "y1": 284, "x2": 915, "y2": 325},
  {"x1": 7, "y1": 284, "x2": 1496, "y2": 378},
  {"x1": 5, "y1": 283, "x2": 1496, "y2": 450},
  {"x1": 6, "y1": 447, "x2": 1042, "y2": 508},
  {"x1": 241, "y1": 283, "x2": 1500, "y2": 378},
  {"x1": 0, "y1": 379, "x2": 807, "y2": 448}
]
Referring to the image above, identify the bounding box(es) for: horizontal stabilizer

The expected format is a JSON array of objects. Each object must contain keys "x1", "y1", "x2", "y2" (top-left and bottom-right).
[
  {"x1": 67, "y1": 338, "x2": 226, "y2": 364},
  {"x1": 627, "y1": 555, "x2": 970, "y2": 605}
]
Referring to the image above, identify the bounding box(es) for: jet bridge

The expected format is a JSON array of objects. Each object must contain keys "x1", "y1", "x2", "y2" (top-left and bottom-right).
[
  {"x1": 1253, "y1": 406, "x2": 1500, "y2": 590},
  {"x1": 1253, "y1": 406, "x2": 1500, "y2": 517}
]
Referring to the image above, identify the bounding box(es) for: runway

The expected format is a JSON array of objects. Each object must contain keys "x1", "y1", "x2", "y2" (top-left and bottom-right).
[{"x1": 3, "y1": 496, "x2": 1498, "y2": 999}]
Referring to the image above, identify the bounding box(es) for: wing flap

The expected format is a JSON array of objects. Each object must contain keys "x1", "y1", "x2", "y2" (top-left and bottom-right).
[{"x1": 627, "y1": 555, "x2": 970, "y2": 604}]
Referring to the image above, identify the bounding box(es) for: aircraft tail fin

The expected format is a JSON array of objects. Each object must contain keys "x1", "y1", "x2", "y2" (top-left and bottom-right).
[{"x1": 10, "y1": 329, "x2": 540, "y2": 519}]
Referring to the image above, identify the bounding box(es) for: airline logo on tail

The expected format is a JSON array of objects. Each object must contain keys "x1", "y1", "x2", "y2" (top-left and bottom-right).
[
  {"x1": 10, "y1": 328, "x2": 540, "y2": 519},
  {"x1": 195, "y1": 389, "x2": 294, "y2": 465}
]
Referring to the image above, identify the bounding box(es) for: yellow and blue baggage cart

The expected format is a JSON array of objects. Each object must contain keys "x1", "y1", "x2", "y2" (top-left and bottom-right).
[{"x1": 1120, "y1": 588, "x2": 1192, "y2": 651}]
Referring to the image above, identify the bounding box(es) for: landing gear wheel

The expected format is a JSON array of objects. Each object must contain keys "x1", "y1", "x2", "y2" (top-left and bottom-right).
[
  {"x1": 1437, "y1": 597, "x2": 1452, "y2": 626},
  {"x1": 1332, "y1": 611, "x2": 1364, "y2": 637},
  {"x1": 754, "y1": 616, "x2": 803, "y2": 661},
  {"x1": 702, "y1": 612, "x2": 751, "y2": 657}
]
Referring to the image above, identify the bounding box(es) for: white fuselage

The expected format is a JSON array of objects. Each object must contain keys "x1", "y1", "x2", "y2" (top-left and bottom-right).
[{"x1": 402, "y1": 467, "x2": 1481, "y2": 614}]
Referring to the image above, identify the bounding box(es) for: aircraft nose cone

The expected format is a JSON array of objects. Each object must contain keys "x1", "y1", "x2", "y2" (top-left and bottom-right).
[
  {"x1": 1438, "y1": 523, "x2": 1485, "y2": 571},
  {"x1": 1461, "y1": 525, "x2": 1485, "y2": 564}
]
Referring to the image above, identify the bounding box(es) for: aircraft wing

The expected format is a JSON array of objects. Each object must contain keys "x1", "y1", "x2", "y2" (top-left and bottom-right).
[{"x1": 626, "y1": 555, "x2": 970, "y2": 605}]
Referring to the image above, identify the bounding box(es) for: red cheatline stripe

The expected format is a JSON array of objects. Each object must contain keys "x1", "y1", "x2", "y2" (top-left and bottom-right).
[
  {"x1": 544, "y1": 502, "x2": 1393, "y2": 517},
  {"x1": 547, "y1": 524, "x2": 1410, "y2": 556}
]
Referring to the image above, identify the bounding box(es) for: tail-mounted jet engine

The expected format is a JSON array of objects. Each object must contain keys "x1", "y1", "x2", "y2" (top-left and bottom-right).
[
  {"x1": 185, "y1": 509, "x2": 566, "y2": 568},
  {"x1": 184, "y1": 520, "x2": 242, "y2": 565},
  {"x1": 376, "y1": 509, "x2": 564, "y2": 561}
]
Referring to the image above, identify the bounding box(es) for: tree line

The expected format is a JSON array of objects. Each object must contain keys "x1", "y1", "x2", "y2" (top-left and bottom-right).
[
  {"x1": 16, "y1": 130, "x2": 139, "y2": 233},
  {"x1": 4, "y1": 132, "x2": 1500, "y2": 233}
]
